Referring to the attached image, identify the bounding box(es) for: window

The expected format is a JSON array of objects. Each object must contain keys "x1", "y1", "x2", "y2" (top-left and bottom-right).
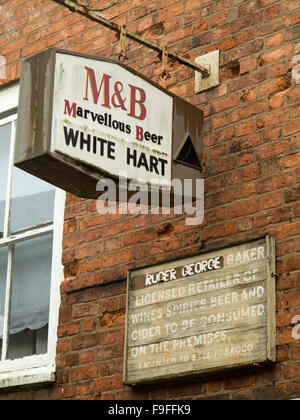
[{"x1": 0, "y1": 84, "x2": 65, "y2": 388}]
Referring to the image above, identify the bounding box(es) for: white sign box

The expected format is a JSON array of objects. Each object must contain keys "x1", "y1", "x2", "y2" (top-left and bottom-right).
[
  {"x1": 15, "y1": 49, "x2": 203, "y2": 199},
  {"x1": 52, "y1": 53, "x2": 173, "y2": 187}
]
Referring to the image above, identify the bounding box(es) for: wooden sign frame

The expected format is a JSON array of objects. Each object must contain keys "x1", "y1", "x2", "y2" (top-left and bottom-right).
[{"x1": 123, "y1": 235, "x2": 276, "y2": 386}]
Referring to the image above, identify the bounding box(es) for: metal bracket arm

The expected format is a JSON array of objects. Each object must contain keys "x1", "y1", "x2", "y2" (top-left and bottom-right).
[{"x1": 51, "y1": 0, "x2": 211, "y2": 78}]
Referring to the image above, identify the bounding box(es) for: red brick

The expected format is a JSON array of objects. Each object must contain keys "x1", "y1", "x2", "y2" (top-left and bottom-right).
[
  {"x1": 232, "y1": 101, "x2": 266, "y2": 122},
  {"x1": 230, "y1": 69, "x2": 266, "y2": 92},
  {"x1": 281, "y1": 328, "x2": 297, "y2": 345},
  {"x1": 123, "y1": 228, "x2": 156, "y2": 246},
  {"x1": 65, "y1": 353, "x2": 79, "y2": 368},
  {"x1": 82, "y1": 318, "x2": 97, "y2": 332},
  {"x1": 103, "y1": 249, "x2": 132, "y2": 267},
  {"x1": 79, "y1": 213, "x2": 107, "y2": 230},
  {"x1": 58, "y1": 322, "x2": 80, "y2": 338},
  {"x1": 102, "y1": 219, "x2": 134, "y2": 237},
  {"x1": 76, "y1": 242, "x2": 104, "y2": 259},
  {"x1": 240, "y1": 88, "x2": 257, "y2": 103},
  {"x1": 282, "y1": 0, "x2": 299, "y2": 12},
  {"x1": 236, "y1": 120, "x2": 253, "y2": 137},
  {"x1": 287, "y1": 87, "x2": 300, "y2": 104},
  {"x1": 258, "y1": 75, "x2": 291, "y2": 97},
  {"x1": 269, "y1": 92, "x2": 285, "y2": 109},
  {"x1": 133, "y1": 244, "x2": 150, "y2": 260},
  {"x1": 228, "y1": 165, "x2": 261, "y2": 185},
  {"x1": 94, "y1": 376, "x2": 123, "y2": 393},
  {"x1": 229, "y1": 41, "x2": 261, "y2": 64},
  {"x1": 151, "y1": 237, "x2": 182, "y2": 255},
  {"x1": 72, "y1": 334, "x2": 100, "y2": 351},
  {"x1": 70, "y1": 364, "x2": 99, "y2": 382},
  {"x1": 266, "y1": 33, "x2": 283, "y2": 48},
  {"x1": 236, "y1": 183, "x2": 256, "y2": 199},
  {"x1": 286, "y1": 257, "x2": 300, "y2": 272},
  {"x1": 231, "y1": 12, "x2": 262, "y2": 33},
  {"x1": 206, "y1": 188, "x2": 235, "y2": 208},
  {"x1": 61, "y1": 384, "x2": 77, "y2": 399},
  {"x1": 63, "y1": 232, "x2": 86, "y2": 249},
  {"x1": 211, "y1": 10, "x2": 229, "y2": 27},
  {"x1": 293, "y1": 104, "x2": 300, "y2": 118},
  {"x1": 260, "y1": 45, "x2": 293, "y2": 65},
  {"x1": 263, "y1": 125, "x2": 282, "y2": 142},
  {"x1": 202, "y1": 221, "x2": 235, "y2": 240},
  {"x1": 257, "y1": 0, "x2": 279, "y2": 7},
  {"x1": 263, "y1": 192, "x2": 283, "y2": 209},
  {"x1": 291, "y1": 345, "x2": 300, "y2": 360},
  {"x1": 157, "y1": 3, "x2": 184, "y2": 20},
  {"x1": 73, "y1": 302, "x2": 99, "y2": 319},
  {"x1": 205, "y1": 126, "x2": 235, "y2": 146},
  {"x1": 206, "y1": 36, "x2": 236, "y2": 53},
  {"x1": 256, "y1": 108, "x2": 289, "y2": 128},
  {"x1": 57, "y1": 340, "x2": 71, "y2": 354},
  {"x1": 22, "y1": 39, "x2": 48, "y2": 57},
  {"x1": 212, "y1": 94, "x2": 239, "y2": 113},
  {"x1": 264, "y1": 4, "x2": 280, "y2": 19},
  {"x1": 238, "y1": 2, "x2": 255, "y2": 16},
  {"x1": 284, "y1": 119, "x2": 300, "y2": 137},
  {"x1": 256, "y1": 140, "x2": 291, "y2": 160},
  {"x1": 1, "y1": 37, "x2": 27, "y2": 55},
  {"x1": 295, "y1": 10, "x2": 300, "y2": 24},
  {"x1": 208, "y1": 144, "x2": 226, "y2": 160},
  {"x1": 212, "y1": 113, "x2": 232, "y2": 129},
  {"x1": 269, "y1": 62, "x2": 287, "y2": 78},
  {"x1": 87, "y1": 227, "x2": 102, "y2": 243},
  {"x1": 205, "y1": 155, "x2": 235, "y2": 176},
  {"x1": 284, "y1": 362, "x2": 300, "y2": 379},
  {"x1": 106, "y1": 237, "x2": 122, "y2": 252},
  {"x1": 237, "y1": 151, "x2": 255, "y2": 167},
  {"x1": 257, "y1": 15, "x2": 292, "y2": 37},
  {"x1": 284, "y1": 221, "x2": 300, "y2": 237},
  {"x1": 256, "y1": 206, "x2": 292, "y2": 227},
  {"x1": 64, "y1": 202, "x2": 89, "y2": 219},
  {"x1": 235, "y1": 216, "x2": 254, "y2": 232},
  {"x1": 64, "y1": 219, "x2": 78, "y2": 235},
  {"x1": 240, "y1": 57, "x2": 258, "y2": 74},
  {"x1": 77, "y1": 382, "x2": 93, "y2": 396},
  {"x1": 213, "y1": 24, "x2": 230, "y2": 40},
  {"x1": 224, "y1": 373, "x2": 258, "y2": 389},
  {"x1": 257, "y1": 173, "x2": 294, "y2": 193},
  {"x1": 285, "y1": 186, "x2": 300, "y2": 203}
]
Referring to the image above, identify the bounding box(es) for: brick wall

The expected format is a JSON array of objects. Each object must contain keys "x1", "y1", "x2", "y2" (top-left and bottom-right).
[{"x1": 0, "y1": 0, "x2": 300, "y2": 400}]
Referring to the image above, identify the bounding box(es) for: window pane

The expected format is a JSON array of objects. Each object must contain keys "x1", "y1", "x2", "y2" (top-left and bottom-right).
[
  {"x1": 0, "y1": 247, "x2": 8, "y2": 358},
  {"x1": 10, "y1": 167, "x2": 55, "y2": 232},
  {"x1": 8, "y1": 234, "x2": 53, "y2": 359},
  {"x1": 0, "y1": 124, "x2": 11, "y2": 237}
]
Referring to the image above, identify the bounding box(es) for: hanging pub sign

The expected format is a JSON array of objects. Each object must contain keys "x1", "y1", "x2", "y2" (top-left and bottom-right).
[
  {"x1": 124, "y1": 235, "x2": 276, "y2": 385},
  {"x1": 14, "y1": 48, "x2": 203, "y2": 199}
]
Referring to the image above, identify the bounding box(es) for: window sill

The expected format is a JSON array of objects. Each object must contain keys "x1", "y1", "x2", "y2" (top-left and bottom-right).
[{"x1": 0, "y1": 365, "x2": 55, "y2": 389}]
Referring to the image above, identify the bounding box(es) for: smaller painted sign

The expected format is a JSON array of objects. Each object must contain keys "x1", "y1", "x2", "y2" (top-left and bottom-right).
[
  {"x1": 124, "y1": 236, "x2": 276, "y2": 385},
  {"x1": 15, "y1": 48, "x2": 203, "y2": 199}
]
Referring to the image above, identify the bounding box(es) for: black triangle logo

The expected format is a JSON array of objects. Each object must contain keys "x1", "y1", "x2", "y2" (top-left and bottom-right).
[{"x1": 175, "y1": 135, "x2": 201, "y2": 169}]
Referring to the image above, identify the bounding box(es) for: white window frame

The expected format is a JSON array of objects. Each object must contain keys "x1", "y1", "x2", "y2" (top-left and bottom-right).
[{"x1": 0, "y1": 83, "x2": 66, "y2": 388}]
